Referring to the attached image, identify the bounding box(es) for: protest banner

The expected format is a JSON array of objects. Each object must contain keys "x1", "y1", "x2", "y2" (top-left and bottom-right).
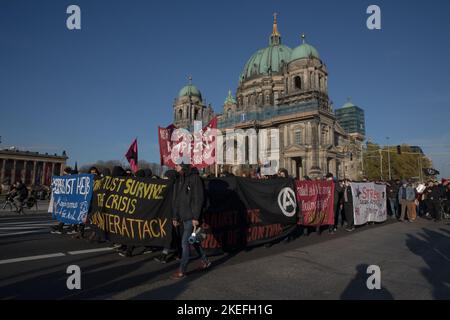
[
  {"x1": 201, "y1": 177, "x2": 298, "y2": 254},
  {"x1": 50, "y1": 174, "x2": 94, "y2": 225},
  {"x1": 158, "y1": 124, "x2": 177, "y2": 168},
  {"x1": 295, "y1": 180, "x2": 334, "y2": 226},
  {"x1": 88, "y1": 176, "x2": 174, "y2": 247},
  {"x1": 158, "y1": 117, "x2": 217, "y2": 169},
  {"x1": 351, "y1": 182, "x2": 387, "y2": 225}
]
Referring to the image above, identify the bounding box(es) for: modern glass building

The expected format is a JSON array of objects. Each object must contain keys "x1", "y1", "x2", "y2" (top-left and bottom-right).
[{"x1": 335, "y1": 101, "x2": 366, "y2": 137}]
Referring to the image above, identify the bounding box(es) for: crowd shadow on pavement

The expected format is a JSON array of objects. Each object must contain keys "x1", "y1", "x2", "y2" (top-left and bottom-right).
[
  {"x1": 0, "y1": 249, "x2": 238, "y2": 299},
  {"x1": 340, "y1": 264, "x2": 394, "y2": 300},
  {"x1": 405, "y1": 227, "x2": 450, "y2": 299},
  {"x1": 129, "y1": 252, "x2": 239, "y2": 300}
]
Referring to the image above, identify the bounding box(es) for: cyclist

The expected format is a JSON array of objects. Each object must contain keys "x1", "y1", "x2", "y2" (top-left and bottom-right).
[{"x1": 13, "y1": 180, "x2": 28, "y2": 213}]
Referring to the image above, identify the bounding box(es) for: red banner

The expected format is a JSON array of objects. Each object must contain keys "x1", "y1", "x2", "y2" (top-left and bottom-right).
[
  {"x1": 158, "y1": 118, "x2": 217, "y2": 169},
  {"x1": 295, "y1": 180, "x2": 335, "y2": 226},
  {"x1": 158, "y1": 124, "x2": 177, "y2": 168},
  {"x1": 193, "y1": 117, "x2": 217, "y2": 169}
]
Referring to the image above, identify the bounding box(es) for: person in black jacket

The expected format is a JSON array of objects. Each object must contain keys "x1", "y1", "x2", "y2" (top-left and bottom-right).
[
  {"x1": 13, "y1": 180, "x2": 28, "y2": 213},
  {"x1": 443, "y1": 181, "x2": 450, "y2": 215},
  {"x1": 342, "y1": 179, "x2": 355, "y2": 231},
  {"x1": 154, "y1": 169, "x2": 182, "y2": 264},
  {"x1": 327, "y1": 173, "x2": 343, "y2": 234},
  {"x1": 426, "y1": 181, "x2": 444, "y2": 222},
  {"x1": 171, "y1": 163, "x2": 210, "y2": 279}
]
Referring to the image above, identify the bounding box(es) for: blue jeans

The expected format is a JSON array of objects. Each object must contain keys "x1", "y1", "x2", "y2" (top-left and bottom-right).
[
  {"x1": 389, "y1": 198, "x2": 398, "y2": 218},
  {"x1": 180, "y1": 220, "x2": 207, "y2": 273}
]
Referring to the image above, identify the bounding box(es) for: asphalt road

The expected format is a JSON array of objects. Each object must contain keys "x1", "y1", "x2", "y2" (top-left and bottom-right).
[{"x1": 0, "y1": 209, "x2": 449, "y2": 300}]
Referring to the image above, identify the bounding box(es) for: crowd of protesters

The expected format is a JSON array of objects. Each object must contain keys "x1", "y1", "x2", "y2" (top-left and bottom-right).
[{"x1": 44, "y1": 163, "x2": 450, "y2": 280}]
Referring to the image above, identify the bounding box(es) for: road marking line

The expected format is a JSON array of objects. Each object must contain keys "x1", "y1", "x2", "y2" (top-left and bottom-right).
[
  {"x1": 0, "y1": 230, "x2": 49, "y2": 237},
  {"x1": 67, "y1": 248, "x2": 114, "y2": 255},
  {"x1": 0, "y1": 225, "x2": 54, "y2": 230},
  {"x1": 0, "y1": 221, "x2": 53, "y2": 225},
  {"x1": 0, "y1": 247, "x2": 115, "y2": 265},
  {"x1": 0, "y1": 253, "x2": 66, "y2": 265}
]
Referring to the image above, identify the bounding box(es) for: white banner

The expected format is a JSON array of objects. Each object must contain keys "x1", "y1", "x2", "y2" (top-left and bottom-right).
[{"x1": 351, "y1": 182, "x2": 387, "y2": 225}]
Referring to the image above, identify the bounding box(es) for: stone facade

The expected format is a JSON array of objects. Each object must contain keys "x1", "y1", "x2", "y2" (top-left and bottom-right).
[
  {"x1": 173, "y1": 15, "x2": 364, "y2": 179},
  {"x1": 0, "y1": 149, "x2": 68, "y2": 187}
]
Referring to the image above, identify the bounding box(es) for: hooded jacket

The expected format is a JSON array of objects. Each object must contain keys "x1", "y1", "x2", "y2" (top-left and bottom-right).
[{"x1": 172, "y1": 165, "x2": 204, "y2": 221}]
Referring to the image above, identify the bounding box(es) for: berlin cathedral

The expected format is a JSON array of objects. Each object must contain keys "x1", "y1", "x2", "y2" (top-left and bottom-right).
[{"x1": 172, "y1": 14, "x2": 364, "y2": 180}]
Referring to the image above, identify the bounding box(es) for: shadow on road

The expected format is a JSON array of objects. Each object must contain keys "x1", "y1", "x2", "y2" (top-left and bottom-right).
[
  {"x1": 405, "y1": 227, "x2": 450, "y2": 299},
  {"x1": 340, "y1": 264, "x2": 394, "y2": 300},
  {"x1": 129, "y1": 251, "x2": 238, "y2": 300}
]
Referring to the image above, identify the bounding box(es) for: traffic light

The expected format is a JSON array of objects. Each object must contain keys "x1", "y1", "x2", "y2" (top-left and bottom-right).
[{"x1": 396, "y1": 145, "x2": 401, "y2": 155}]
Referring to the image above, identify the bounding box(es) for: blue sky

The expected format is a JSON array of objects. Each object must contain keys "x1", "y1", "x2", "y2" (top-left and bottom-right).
[{"x1": 1, "y1": 0, "x2": 450, "y2": 177}]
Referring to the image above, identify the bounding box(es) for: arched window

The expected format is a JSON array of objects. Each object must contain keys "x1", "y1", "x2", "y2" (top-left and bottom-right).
[
  {"x1": 227, "y1": 109, "x2": 232, "y2": 119},
  {"x1": 194, "y1": 109, "x2": 199, "y2": 120},
  {"x1": 294, "y1": 76, "x2": 302, "y2": 90},
  {"x1": 178, "y1": 109, "x2": 183, "y2": 120}
]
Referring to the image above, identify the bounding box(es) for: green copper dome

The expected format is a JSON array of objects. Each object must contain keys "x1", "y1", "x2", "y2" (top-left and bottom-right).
[
  {"x1": 240, "y1": 14, "x2": 292, "y2": 82},
  {"x1": 240, "y1": 44, "x2": 292, "y2": 81},
  {"x1": 178, "y1": 84, "x2": 202, "y2": 100},
  {"x1": 290, "y1": 36, "x2": 320, "y2": 61},
  {"x1": 342, "y1": 101, "x2": 356, "y2": 108}
]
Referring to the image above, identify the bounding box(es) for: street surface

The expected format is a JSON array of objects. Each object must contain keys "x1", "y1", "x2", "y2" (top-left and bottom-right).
[{"x1": 0, "y1": 204, "x2": 449, "y2": 300}]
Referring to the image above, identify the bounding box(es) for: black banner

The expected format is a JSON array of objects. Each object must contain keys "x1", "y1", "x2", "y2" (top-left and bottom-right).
[
  {"x1": 201, "y1": 177, "x2": 298, "y2": 254},
  {"x1": 88, "y1": 176, "x2": 174, "y2": 247}
]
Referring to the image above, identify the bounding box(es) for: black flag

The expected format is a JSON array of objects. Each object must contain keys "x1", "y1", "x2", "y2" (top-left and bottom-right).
[{"x1": 423, "y1": 168, "x2": 440, "y2": 176}]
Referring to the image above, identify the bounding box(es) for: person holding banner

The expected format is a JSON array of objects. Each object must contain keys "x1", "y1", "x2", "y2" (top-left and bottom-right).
[
  {"x1": 171, "y1": 163, "x2": 211, "y2": 280},
  {"x1": 154, "y1": 169, "x2": 182, "y2": 264},
  {"x1": 50, "y1": 166, "x2": 73, "y2": 234},
  {"x1": 386, "y1": 180, "x2": 400, "y2": 219},
  {"x1": 343, "y1": 179, "x2": 355, "y2": 232},
  {"x1": 326, "y1": 174, "x2": 342, "y2": 234}
]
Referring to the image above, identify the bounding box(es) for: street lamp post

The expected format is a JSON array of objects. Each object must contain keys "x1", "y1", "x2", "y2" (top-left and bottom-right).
[
  {"x1": 379, "y1": 149, "x2": 383, "y2": 180},
  {"x1": 386, "y1": 137, "x2": 391, "y2": 181}
]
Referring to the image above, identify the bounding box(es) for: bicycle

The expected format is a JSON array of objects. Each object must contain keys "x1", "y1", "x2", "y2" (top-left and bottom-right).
[
  {"x1": 15, "y1": 195, "x2": 39, "y2": 214},
  {"x1": 1, "y1": 193, "x2": 15, "y2": 211}
]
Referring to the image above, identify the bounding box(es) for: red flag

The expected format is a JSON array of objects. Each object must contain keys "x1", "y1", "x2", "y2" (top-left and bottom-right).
[
  {"x1": 125, "y1": 138, "x2": 138, "y2": 173},
  {"x1": 192, "y1": 117, "x2": 218, "y2": 169},
  {"x1": 158, "y1": 124, "x2": 177, "y2": 168},
  {"x1": 158, "y1": 117, "x2": 218, "y2": 169}
]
